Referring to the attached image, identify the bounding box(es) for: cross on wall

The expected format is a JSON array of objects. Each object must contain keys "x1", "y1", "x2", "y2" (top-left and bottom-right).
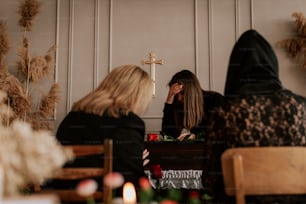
[{"x1": 142, "y1": 52, "x2": 163, "y2": 96}]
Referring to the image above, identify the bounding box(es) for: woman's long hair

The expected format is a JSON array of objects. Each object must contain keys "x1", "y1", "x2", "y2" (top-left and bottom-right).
[
  {"x1": 72, "y1": 64, "x2": 153, "y2": 117},
  {"x1": 169, "y1": 70, "x2": 204, "y2": 130}
]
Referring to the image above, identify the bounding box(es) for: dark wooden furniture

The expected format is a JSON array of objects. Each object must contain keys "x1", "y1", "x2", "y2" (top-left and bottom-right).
[
  {"x1": 35, "y1": 139, "x2": 113, "y2": 203},
  {"x1": 145, "y1": 141, "x2": 207, "y2": 170}
]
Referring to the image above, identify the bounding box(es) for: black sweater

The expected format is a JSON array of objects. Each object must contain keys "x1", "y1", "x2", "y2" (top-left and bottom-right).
[
  {"x1": 45, "y1": 111, "x2": 146, "y2": 193},
  {"x1": 161, "y1": 90, "x2": 224, "y2": 138}
]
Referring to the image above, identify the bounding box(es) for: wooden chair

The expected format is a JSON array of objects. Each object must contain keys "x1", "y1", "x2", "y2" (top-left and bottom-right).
[
  {"x1": 221, "y1": 147, "x2": 306, "y2": 204},
  {"x1": 36, "y1": 139, "x2": 113, "y2": 204},
  {"x1": 3, "y1": 194, "x2": 59, "y2": 204}
]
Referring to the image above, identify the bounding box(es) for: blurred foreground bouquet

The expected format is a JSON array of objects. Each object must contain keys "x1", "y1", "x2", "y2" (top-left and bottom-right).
[
  {"x1": 0, "y1": 107, "x2": 73, "y2": 196},
  {"x1": 0, "y1": 120, "x2": 73, "y2": 196}
]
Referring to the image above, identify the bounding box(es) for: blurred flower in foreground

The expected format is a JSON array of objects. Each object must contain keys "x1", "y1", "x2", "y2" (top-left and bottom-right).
[
  {"x1": 138, "y1": 177, "x2": 154, "y2": 204},
  {"x1": 76, "y1": 179, "x2": 98, "y2": 204},
  {"x1": 104, "y1": 172, "x2": 125, "y2": 189},
  {"x1": 160, "y1": 200, "x2": 178, "y2": 204},
  {"x1": 188, "y1": 190, "x2": 201, "y2": 204},
  {"x1": 0, "y1": 118, "x2": 73, "y2": 196}
]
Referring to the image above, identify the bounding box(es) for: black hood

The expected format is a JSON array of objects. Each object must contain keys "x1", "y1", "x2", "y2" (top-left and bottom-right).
[{"x1": 224, "y1": 29, "x2": 282, "y2": 96}]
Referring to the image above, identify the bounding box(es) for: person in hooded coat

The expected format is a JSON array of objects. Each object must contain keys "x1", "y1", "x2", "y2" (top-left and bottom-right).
[{"x1": 202, "y1": 29, "x2": 306, "y2": 204}]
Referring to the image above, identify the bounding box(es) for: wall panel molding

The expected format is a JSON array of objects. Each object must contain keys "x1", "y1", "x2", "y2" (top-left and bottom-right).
[
  {"x1": 108, "y1": 0, "x2": 113, "y2": 72},
  {"x1": 94, "y1": 0, "x2": 100, "y2": 88},
  {"x1": 235, "y1": 0, "x2": 240, "y2": 40},
  {"x1": 208, "y1": 0, "x2": 214, "y2": 90},
  {"x1": 250, "y1": 0, "x2": 254, "y2": 29},
  {"x1": 53, "y1": 0, "x2": 61, "y2": 120},
  {"x1": 67, "y1": 0, "x2": 75, "y2": 113},
  {"x1": 194, "y1": 0, "x2": 199, "y2": 76}
]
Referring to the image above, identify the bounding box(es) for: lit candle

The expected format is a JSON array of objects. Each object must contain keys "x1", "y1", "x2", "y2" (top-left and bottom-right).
[{"x1": 123, "y1": 182, "x2": 136, "y2": 204}]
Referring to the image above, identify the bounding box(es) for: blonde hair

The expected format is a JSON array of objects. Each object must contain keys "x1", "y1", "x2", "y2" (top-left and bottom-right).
[{"x1": 72, "y1": 64, "x2": 153, "y2": 117}]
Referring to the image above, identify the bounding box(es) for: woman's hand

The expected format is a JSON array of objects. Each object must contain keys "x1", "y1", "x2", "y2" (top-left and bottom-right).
[
  {"x1": 166, "y1": 83, "x2": 183, "y2": 104},
  {"x1": 142, "y1": 149, "x2": 150, "y2": 166},
  {"x1": 177, "y1": 133, "x2": 196, "y2": 141}
]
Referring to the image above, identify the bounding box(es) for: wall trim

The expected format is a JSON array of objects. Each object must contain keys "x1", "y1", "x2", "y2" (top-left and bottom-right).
[
  {"x1": 194, "y1": 0, "x2": 199, "y2": 76},
  {"x1": 235, "y1": 0, "x2": 240, "y2": 41},
  {"x1": 67, "y1": 0, "x2": 74, "y2": 113},
  {"x1": 52, "y1": 0, "x2": 60, "y2": 120},
  {"x1": 250, "y1": 0, "x2": 254, "y2": 29},
  {"x1": 208, "y1": 0, "x2": 214, "y2": 90},
  {"x1": 108, "y1": 0, "x2": 113, "y2": 72},
  {"x1": 94, "y1": 0, "x2": 100, "y2": 88}
]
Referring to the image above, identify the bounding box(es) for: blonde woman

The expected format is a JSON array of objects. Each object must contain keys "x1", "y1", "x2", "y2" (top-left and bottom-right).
[{"x1": 54, "y1": 65, "x2": 153, "y2": 192}]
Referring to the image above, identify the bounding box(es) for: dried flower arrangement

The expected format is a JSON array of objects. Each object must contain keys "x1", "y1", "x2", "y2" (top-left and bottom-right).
[
  {"x1": 0, "y1": 90, "x2": 73, "y2": 197},
  {"x1": 0, "y1": 0, "x2": 59, "y2": 131},
  {"x1": 277, "y1": 12, "x2": 306, "y2": 69}
]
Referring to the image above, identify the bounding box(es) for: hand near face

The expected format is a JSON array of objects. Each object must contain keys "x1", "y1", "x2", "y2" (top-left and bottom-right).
[{"x1": 166, "y1": 83, "x2": 183, "y2": 104}]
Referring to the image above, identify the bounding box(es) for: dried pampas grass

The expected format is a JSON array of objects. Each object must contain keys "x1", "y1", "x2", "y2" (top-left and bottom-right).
[
  {"x1": 292, "y1": 12, "x2": 306, "y2": 36},
  {"x1": 29, "y1": 45, "x2": 56, "y2": 82},
  {"x1": 39, "y1": 83, "x2": 60, "y2": 118},
  {"x1": 0, "y1": 91, "x2": 14, "y2": 127},
  {"x1": 0, "y1": 85, "x2": 67, "y2": 196},
  {"x1": 0, "y1": 21, "x2": 10, "y2": 64},
  {"x1": 0, "y1": 73, "x2": 31, "y2": 118},
  {"x1": 0, "y1": 120, "x2": 73, "y2": 196},
  {"x1": 277, "y1": 12, "x2": 306, "y2": 69},
  {"x1": 16, "y1": 37, "x2": 30, "y2": 81},
  {"x1": 18, "y1": 0, "x2": 41, "y2": 31},
  {"x1": 0, "y1": 0, "x2": 60, "y2": 131}
]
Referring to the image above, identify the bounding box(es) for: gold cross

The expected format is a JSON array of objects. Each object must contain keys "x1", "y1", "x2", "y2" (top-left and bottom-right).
[{"x1": 142, "y1": 52, "x2": 163, "y2": 96}]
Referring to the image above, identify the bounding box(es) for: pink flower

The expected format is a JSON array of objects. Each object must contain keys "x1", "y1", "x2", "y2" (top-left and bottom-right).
[
  {"x1": 103, "y1": 172, "x2": 124, "y2": 189},
  {"x1": 139, "y1": 177, "x2": 151, "y2": 190},
  {"x1": 160, "y1": 200, "x2": 178, "y2": 204},
  {"x1": 76, "y1": 179, "x2": 98, "y2": 197}
]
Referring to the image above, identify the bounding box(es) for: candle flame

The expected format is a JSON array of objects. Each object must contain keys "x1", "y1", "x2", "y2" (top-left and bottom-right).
[{"x1": 123, "y1": 182, "x2": 136, "y2": 204}]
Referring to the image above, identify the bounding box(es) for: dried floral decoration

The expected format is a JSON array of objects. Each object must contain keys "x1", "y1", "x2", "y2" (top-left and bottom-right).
[
  {"x1": 0, "y1": 0, "x2": 59, "y2": 130},
  {"x1": 0, "y1": 90, "x2": 73, "y2": 196},
  {"x1": 18, "y1": 0, "x2": 41, "y2": 31},
  {"x1": 277, "y1": 12, "x2": 306, "y2": 69}
]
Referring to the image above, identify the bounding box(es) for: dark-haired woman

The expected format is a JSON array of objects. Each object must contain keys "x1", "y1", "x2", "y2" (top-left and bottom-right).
[{"x1": 161, "y1": 69, "x2": 224, "y2": 141}]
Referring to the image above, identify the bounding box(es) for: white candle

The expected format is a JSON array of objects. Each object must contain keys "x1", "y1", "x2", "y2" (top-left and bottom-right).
[{"x1": 123, "y1": 182, "x2": 136, "y2": 204}]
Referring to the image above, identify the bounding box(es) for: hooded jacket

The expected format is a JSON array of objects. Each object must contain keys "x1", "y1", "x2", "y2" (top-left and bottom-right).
[
  {"x1": 224, "y1": 29, "x2": 282, "y2": 96},
  {"x1": 202, "y1": 29, "x2": 306, "y2": 203}
]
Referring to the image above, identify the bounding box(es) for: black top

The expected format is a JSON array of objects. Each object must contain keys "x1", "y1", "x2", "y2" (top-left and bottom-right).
[
  {"x1": 45, "y1": 111, "x2": 146, "y2": 194},
  {"x1": 203, "y1": 29, "x2": 306, "y2": 203},
  {"x1": 161, "y1": 90, "x2": 224, "y2": 138}
]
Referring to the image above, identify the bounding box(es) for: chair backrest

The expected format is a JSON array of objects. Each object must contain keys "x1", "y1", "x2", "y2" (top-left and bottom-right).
[
  {"x1": 36, "y1": 139, "x2": 113, "y2": 203},
  {"x1": 221, "y1": 147, "x2": 306, "y2": 204},
  {"x1": 3, "y1": 194, "x2": 59, "y2": 204}
]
